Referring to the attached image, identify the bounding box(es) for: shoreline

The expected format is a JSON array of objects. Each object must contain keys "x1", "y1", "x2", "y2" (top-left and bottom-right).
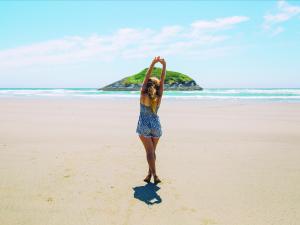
[
  {"x1": 1, "y1": 88, "x2": 300, "y2": 102},
  {"x1": 2, "y1": 95, "x2": 300, "y2": 104}
]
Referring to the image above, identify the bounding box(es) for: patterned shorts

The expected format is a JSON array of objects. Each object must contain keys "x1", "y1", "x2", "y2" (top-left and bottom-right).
[{"x1": 136, "y1": 114, "x2": 162, "y2": 138}]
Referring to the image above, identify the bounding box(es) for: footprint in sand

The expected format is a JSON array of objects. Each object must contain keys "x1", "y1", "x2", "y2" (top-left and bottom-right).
[
  {"x1": 201, "y1": 218, "x2": 217, "y2": 225},
  {"x1": 47, "y1": 197, "x2": 54, "y2": 203},
  {"x1": 181, "y1": 206, "x2": 197, "y2": 213},
  {"x1": 63, "y1": 168, "x2": 72, "y2": 178}
]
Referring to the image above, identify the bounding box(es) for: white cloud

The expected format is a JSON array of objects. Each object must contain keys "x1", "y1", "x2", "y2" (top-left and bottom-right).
[
  {"x1": 191, "y1": 16, "x2": 249, "y2": 30},
  {"x1": 149, "y1": 26, "x2": 183, "y2": 44},
  {"x1": 188, "y1": 16, "x2": 249, "y2": 40},
  {"x1": 0, "y1": 16, "x2": 249, "y2": 68},
  {"x1": 263, "y1": 0, "x2": 300, "y2": 35},
  {"x1": 271, "y1": 26, "x2": 285, "y2": 36}
]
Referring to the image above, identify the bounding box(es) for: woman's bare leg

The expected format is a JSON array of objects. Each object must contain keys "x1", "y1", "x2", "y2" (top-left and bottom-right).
[
  {"x1": 139, "y1": 135, "x2": 157, "y2": 177},
  {"x1": 151, "y1": 137, "x2": 161, "y2": 184},
  {"x1": 145, "y1": 137, "x2": 159, "y2": 175},
  {"x1": 152, "y1": 137, "x2": 159, "y2": 160}
]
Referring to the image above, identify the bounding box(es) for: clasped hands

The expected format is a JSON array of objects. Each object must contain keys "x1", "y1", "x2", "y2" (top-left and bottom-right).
[{"x1": 151, "y1": 56, "x2": 166, "y2": 66}]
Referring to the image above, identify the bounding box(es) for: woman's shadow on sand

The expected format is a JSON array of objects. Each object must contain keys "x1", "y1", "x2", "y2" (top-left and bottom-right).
[{"x1": 132, "y1": 183, "x2": 162, "y2": 205}]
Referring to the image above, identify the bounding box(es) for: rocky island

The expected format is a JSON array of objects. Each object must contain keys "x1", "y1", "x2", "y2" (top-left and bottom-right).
[{"x1": 98, "y1": 67, "x2": 202, "y2": 91}]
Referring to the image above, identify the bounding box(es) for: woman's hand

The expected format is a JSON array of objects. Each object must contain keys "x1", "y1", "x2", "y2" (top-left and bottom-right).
[
  {"x1": 158, "y1": 58, "x2": 166, "y2": 66},
  {"x1": 151, "y1": 56, "x2": 161, "y2": 65}
]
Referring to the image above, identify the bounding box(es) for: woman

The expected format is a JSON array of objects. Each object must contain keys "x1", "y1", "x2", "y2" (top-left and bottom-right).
[{"x1": 136, "y1": 56, "x2": 166, "y2": 184}]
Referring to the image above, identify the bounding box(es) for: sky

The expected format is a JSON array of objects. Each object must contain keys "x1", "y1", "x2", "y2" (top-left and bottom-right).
[{"x1": 0, "y1": 0, "x2": 300, "y2": 88}]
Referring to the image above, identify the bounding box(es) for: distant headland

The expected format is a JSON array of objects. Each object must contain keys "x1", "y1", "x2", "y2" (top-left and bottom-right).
[{"x1": 98, "y1": 67, "x2": 203, "y2": 91}]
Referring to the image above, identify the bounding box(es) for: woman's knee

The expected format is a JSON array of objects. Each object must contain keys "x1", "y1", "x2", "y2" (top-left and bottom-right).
[{"x1": 146, "y1": 150, "x2": 155, "y2": 160}]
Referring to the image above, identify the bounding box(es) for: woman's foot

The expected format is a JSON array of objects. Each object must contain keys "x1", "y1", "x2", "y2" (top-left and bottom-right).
[
  {"x1": 154, "y1": 175, "x2": 161, "y2": 184},
  {"x1": 143, "y1": 174, "x2": 152, "y2": 183}
]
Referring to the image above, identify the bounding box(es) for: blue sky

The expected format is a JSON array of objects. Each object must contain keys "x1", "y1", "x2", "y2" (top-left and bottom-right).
[{"x1": 1, "y1": 0, "x2": 300, "y2": 88}]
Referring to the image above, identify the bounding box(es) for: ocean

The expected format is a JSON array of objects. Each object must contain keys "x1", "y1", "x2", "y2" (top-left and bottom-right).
[{"x1": 0, "y1": 88, "x2": 300, "y2": 102}]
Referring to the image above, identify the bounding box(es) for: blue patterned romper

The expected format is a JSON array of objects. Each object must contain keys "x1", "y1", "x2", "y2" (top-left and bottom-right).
[{"x1": 136, "y1": 102, "x2": 162, "y2": 138}]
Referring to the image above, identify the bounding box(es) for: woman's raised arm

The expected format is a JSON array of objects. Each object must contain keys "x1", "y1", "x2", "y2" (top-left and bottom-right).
[
  {"x1": 141, "y1": 56, "x2": 160, "y2": 94},
  {"x1": 158, "y1": 58, "x2": 166, "y2": 96}
]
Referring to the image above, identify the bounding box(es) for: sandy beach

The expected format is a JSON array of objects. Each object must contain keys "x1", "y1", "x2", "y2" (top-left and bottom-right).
[{"x1": 0, "y1": 98, "x2": 300, "y2": 225}]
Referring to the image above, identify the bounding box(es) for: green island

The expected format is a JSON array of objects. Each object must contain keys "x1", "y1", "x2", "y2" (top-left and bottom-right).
[{"x1": 98, "y1": 67, "x2": 202, "y2": 91}]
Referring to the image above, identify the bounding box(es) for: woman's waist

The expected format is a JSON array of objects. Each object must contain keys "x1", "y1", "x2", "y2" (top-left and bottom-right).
[{"x1": 139, "y1": 111, "x2": 159, "y2": 117}]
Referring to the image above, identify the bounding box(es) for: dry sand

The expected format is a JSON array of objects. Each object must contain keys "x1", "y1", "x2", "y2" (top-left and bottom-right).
[{"x1": 0, "y1": 98, "x2": 300, "y2": 225}]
